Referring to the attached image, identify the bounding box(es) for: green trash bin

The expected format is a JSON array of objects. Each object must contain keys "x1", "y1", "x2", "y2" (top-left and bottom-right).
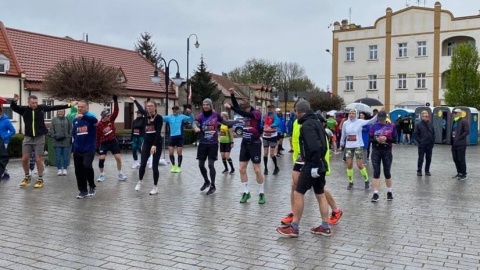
[{"x1": 45, "y1": 135, "x2": 71, "y2": 167}]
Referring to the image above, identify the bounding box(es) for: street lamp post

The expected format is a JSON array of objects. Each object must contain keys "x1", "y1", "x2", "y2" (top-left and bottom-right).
[
  {"x1": 151, "y1": 58, "x2": 184, "y2": 115},
  {"x1": 186, "y1": 34, "x2": 200, "y2": 106}
]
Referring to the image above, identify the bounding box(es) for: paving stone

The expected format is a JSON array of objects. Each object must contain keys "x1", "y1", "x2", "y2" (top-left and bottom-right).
[{"x1": 1, "y1": 143, "x2": 480, "y2": 269}]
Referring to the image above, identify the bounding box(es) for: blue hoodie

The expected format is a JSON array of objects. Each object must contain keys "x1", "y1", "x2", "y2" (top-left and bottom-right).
[
  {"x1": 72, "y1": 113, "x2": 98, "y2": 153},
  {"x1": 0, "y1": 114, "x2": 15, "y2": 144}
]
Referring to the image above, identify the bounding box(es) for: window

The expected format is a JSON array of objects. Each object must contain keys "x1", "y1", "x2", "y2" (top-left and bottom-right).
[
  {"x1": 2, "y1": 105, "x2": 13, "y2": 119},
  {"x1": 417, "y1": 73, "x2": 426, "y2": 89},
  {"x1": 346, "y1": 47, "x2": 355, "y2": 61},
  {"x1": 447, "y1": 42, "x2": 456, "y2": 56},
  {"x1": 398, "y1": 74, "x2": 407, "y2": 89},
  {"x1": 398, "y1": 43, "x2": 408, "y2": 58},
  {"x1": 368, "y1": 75, "x2": 377, "y2": 90},
  {"x1": 345, "y1": 76, "x2": 354, "y2": 91},
  {"x1": 43, "y1": 99, "x2": 54, "y2": 120},
  {"x1": 103, "y1": 103, "x2": 111, "y2": 114},
  {"x1": 417, "y1": 41, "x2": 427, "y2": 56},
  {"x1": 369, "y1": 45, "x2": 378, "y2": 60},
  {"x1": 0, "y1": 54, "x2": 10, "y2": 74}
]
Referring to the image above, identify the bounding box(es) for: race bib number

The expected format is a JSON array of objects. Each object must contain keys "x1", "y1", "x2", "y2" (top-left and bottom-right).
[
  {"x1": 133, "y1": 129, "x2": 140, "y2": 135},
  {"x1": 347, "y1": 135, "x2": 357, "y2": 141},
  {"x1": 146, "y1": 125, "x2": 156, "y2": 134},
  {"x1": 103, "y1": 126, "x2": 113, "y2": 136},
  {"x1": 77, "y1": 126, "x2": 88, "y2": 135}
]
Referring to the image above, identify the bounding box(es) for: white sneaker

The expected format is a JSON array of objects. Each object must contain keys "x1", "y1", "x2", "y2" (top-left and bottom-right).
[
  {"x1": 57, "y1": 169, "x2": 62, "y2": 176},
  {"x1": 132, "y1": 162, "x2": 140, "y2": 169},
  {"x1": 62, "y1": 169, "x2": 67, "y2": 176},
  {"x1": 97, "y1": 174, "x2": 105, "y2": 182},
  {"x1": 135, "y1": 181, "x2": 142, "y2": 191},
  {"x1": 149, "y1": 186, "x2": 158, "y2": 195},
  {"x1": 118, "y1": 173, "x2": 127, "y2": 181}
]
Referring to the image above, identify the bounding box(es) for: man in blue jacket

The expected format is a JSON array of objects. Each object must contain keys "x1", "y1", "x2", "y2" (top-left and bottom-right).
[
  {"x1": 72, "y1": 101, "x2": 98, "y2": 198},
  {"x1": 0, "y1": 107, "x2": 15, "y2": 180}
]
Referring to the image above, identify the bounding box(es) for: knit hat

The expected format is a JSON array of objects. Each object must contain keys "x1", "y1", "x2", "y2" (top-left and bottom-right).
[
  {"x1": 203, "y1": 98, "x2": 213, "y2": 106},
  {"x1": 295, "y1": 100, "x2": 311, "y2": 112},
  {"x1": 100, "y1": 110, "x2": 110, "y2": 119},
  {"x1": 377, "y1": 111, "x2": 387, "y2": 121}
]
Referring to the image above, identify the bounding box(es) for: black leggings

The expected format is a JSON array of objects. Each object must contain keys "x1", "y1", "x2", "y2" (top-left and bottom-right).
[
  {"x1": 139, "y1": 141, "x2": 162, "y2": 185},
  {"x1": 371, "y1": 147, "x2": 392, "y2": 179},
  {"x1": 199, "y1": 158, "x2": 216, "y2": 185}
]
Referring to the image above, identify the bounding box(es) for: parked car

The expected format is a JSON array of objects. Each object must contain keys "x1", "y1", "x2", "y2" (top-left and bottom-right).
[{"x1": 233, "y1": 117, "x2": 244, "y2": 136}]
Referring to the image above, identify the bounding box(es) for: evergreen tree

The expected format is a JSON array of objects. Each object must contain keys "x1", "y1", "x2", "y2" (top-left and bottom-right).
[
  {"x1": 134, "y1": 32, "x2": 160, "y2": 64},
  {"x1": 444, "y1": 43, "x2": 480, "y2": 108},
  {"x1": 190, "y1": 58, "x2": 219, "y2": 107},
  {"x1": 308, "y1": 93, "x2": 345, "y2": 112}
]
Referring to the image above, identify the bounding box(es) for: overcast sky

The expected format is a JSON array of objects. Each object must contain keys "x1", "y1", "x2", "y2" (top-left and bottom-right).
[{"x1": 1, "y1": 0, "x2": 478, "y2": 90}]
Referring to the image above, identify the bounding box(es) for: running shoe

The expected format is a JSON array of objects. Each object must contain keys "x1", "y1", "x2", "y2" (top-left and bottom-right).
[
  {"x1": 281, "y1": 213, "x2": 294, "y2": 225},
  {"x1": 387, "y1": 192, "x2": 393, "y2": 201},
  {"x1": 206, "y1": 185, "x2": 216, "y2": 195},
  {"x1": 97, "y1": 174, "x2": 105, "y2": 182},
  {"x1": 221, "y1": 169, "x2": 229, "y2": 174},
  {"x1": 364, "y1": 181, "x2": 370, "y2": 190},
  {"x1": 273, "y1": 168, "x2": 280, "y2": 175},
  {"x1": 34, "y1": 180, "x2": 44, "y2": 188},
  {"x1": 149, "y1": 186, "x2": 158, "y2": 195},
  {"x1": 239, "y1": 192, "x2": 251, "y2": 203},
  {"x1": 371, "y1": 193, "x2": 380, "y2": 202},
  {"x1": 310, "y1": 226, "x2": 331, "y2": 236},
  {"x1": 88, "y1": 187, "x2": 96, "y2": 196},
  {"x1": 276, "y1": 225, "x2": 299, "y2": 237},
  {"x1": 347, "y1": 182, "x2": 353, "y2": 190},
  {"x1": 200, "y1": 181, "x2": 210, "y2": 191},
  {"x1": 135, "y1": 181, "x2": 142, "y2": 191},
  {"x1": 19, "y1": 176, "x2": 31, "y2": 187},
  {"x1": 258, "y1": 193, "x2": 266, "y2": 204},
  {"x1": 76, "y1": 191, "x2": 88, "y2": 199},
  {"x1": 329, "y1": 209, "x2": 343, "y2": 225}
]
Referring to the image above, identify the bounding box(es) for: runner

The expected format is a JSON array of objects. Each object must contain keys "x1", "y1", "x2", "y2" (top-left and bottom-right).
[
  {"x1": 219, "y1": 111, "x2": 236, "y2": 175},
  {"x1": 96, "y1": 95, "x2": 127, "y2": 182},
  {"x1": 192, "y1": 98, "x2": 224, "y2": 195},
  {"x1": 261, "y1": 104, "x2": 281, "y2": 175},
  {"x1": 224, "y1": 88, "x2": 265, "y2": 204},
  {"x1": 162, "y1": 105, "x2": 193, "y2": 173},
  {"x1": 340, "y1": 109, "x2": 377, "y2": 190},
  {"x1": 130, "y1": 97, "x2": 164, "y2": 195},
  {"x1": 131, "y1": 110, "x2": 146, "y2": 169}
]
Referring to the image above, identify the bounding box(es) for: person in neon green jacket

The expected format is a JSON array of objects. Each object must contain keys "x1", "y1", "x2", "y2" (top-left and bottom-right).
[{"x1": 279, "y1": 117, "x2": 343, "y2": 227}]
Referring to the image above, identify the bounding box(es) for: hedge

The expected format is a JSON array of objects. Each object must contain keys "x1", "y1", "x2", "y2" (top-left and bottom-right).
[{"x1": 7, "y1": 133, "x2": 24, "y2": 158}]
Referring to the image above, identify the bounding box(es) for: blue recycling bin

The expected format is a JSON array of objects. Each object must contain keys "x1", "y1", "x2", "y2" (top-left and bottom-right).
[
  {"x1": 432, "y1": 106, "x2": 453, "y2": 144},
  {"x1": 455, "y1": 107, "x2": 478, "y2": 145}
]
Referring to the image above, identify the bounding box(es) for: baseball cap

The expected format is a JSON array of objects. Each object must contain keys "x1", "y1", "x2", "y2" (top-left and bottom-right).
[
  {"x1": 453, "y1": 108, "x2": 462, "y2": 113},
  {"x1": 275, "y1": 108, "x2": 281, "y2": 112},
  {"x1": 377, "y1": 111, "x2": 387, "y2": 121},
  {"x1": 100, "y1": 110, "x2": 110, "y2": 119}
]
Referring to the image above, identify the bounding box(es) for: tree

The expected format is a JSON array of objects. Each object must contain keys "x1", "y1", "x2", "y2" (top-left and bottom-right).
[
  {"x1": 444, "y1": 43, "x2": 480, "y2": 108},
  {"x1": 134, "y1": 32, "x2": 160, "y2": 64},
  {"x1": 227, "y1": 58, "x2": 277, "y2": 85},
  {"x1": 308, "y1": 93, "x2": 345, "y2": 112},
  {"x1": 228, "y1": 59, "x2": 319, "y2": 92},
  {"x1": 190, "y1": 58, "x2": 219, "y2": 106},
  {"x1": 43, "y1": 56, "x2": 126, "y2": 102}
]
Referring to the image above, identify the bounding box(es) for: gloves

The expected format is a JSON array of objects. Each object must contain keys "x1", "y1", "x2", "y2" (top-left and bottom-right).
[
  {"x1": 112, "y1": 95, "x2": 118, "y2": 102},
  {"x1": 311, "y1": 168, "x2": 320, "y2": 178}
]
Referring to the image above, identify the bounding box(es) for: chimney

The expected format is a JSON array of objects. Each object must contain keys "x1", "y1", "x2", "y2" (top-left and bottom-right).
[
  {"x1": 341, "y1": 19, "x2": 348, "y2": 29},
  {"x1": 86, "y1": 33, "x2": 89, "y2": 42}
]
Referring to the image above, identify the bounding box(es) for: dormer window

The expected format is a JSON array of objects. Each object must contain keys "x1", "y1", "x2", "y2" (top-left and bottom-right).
[{"x1": 0, "y1": 54, "x2": 10, "y2": 74}]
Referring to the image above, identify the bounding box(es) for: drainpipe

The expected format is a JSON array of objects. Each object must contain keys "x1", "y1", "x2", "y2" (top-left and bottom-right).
[{"x1": 18, "y1": 74, "x2": 25, "y2": 134}]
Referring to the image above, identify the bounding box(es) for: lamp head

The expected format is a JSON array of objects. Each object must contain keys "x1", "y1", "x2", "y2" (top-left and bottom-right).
[
  {"x1": 172, "y1": 72, "x2": 184, "y2": 87},
  {"x1": 150, "y1": 69, "x2": 161, "y2": 85},
  {"x1": 194, "y1": 41, "x2": 200, "y2": 49}
]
